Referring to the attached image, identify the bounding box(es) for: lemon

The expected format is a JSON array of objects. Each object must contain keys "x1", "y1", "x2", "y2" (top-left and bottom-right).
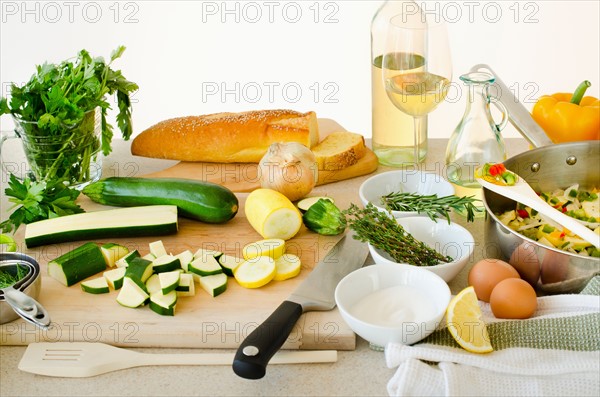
[
  {"x1": 446, "y1": 286, "x2": 494, "y2": 354},
  {"x1": 0, "y1": 234, "x2": 17, "y2": 252},
  {"x1": 242, "y1": 239, "x2": 286, "y2": 261},
  {"x1": 234, "y1": 256, "x2": 276, "y2": 289},
  {"x1": 245, "y1": 189, "x2": 302, "y2": 241},
  {"x1": 273, "y1": 254, "x2": 302, "y2": 281}
]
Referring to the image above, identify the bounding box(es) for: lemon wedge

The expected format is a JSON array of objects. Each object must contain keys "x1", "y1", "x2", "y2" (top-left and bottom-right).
[
  {"x1": 242, "y1": 239, "x2": 285, "y2": 261},
  {"x1": 234, "y1": 256, "x2": 276, "y2": 289},
  {"x1": 446, "y1": 286, "x2": 494, "y2": 354},
  {"x1": 0, "y1": 234, "x2": 17, "y2": 252},
  {"x1": 273, "y1": 254, "x2": 302, "y2": 281}
]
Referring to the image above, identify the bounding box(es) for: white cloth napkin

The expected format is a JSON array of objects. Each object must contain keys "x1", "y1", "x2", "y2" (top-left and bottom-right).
[{"x1": 385, "y1": 278, "x2": 600, "y2": 397}]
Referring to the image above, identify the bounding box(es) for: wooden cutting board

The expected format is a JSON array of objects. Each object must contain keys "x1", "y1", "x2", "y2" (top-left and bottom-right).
[
  {"x1": 142, "y1": 119, "x2": 379, "y2": 192},
  {"x1": 0, "y1": 119, "x2": 377, "y2": 350}
]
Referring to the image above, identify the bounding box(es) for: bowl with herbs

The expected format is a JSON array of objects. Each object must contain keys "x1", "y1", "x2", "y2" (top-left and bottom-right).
[
  {"x1": 359, "y1": 170, "x2": 482, "y2": 222},
  {"x1": 346, "y1": 204, "x2": 475, "y2": 283}
]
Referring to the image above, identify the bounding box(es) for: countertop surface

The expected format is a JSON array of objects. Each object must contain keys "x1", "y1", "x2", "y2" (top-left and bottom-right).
[{"x1": 0, "y1": 138, "x2": 529, "y2": 397}]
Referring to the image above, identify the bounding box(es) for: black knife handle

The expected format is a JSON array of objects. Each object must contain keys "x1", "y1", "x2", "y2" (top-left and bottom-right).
[{"x1": 232, "y1": 300, "x2": 303, "y2": 379}]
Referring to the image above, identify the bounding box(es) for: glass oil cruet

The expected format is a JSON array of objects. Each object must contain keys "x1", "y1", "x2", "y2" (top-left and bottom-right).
[{"x1": 445, "y1": 71, "x2": 508, "y2": 214}]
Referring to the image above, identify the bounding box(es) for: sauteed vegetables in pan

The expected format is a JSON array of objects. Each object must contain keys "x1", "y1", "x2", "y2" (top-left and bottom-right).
[{"x1": 498, "y1": 184, "x2": 600, "y2": 257}]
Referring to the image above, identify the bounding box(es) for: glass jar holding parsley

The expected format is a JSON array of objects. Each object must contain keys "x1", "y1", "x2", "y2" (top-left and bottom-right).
[{"x1": 0, "y1": 47, "x2": 138, "y2": 189}]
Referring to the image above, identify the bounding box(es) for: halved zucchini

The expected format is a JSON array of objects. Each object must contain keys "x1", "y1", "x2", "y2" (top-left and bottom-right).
[{"x1": 25, "y1": 205, "x2": 178, "y2": 248}]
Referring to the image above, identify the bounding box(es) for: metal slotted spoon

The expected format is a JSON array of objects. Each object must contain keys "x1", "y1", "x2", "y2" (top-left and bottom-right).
[{"x1": 18, "y1": 342, "x2": 338, "y2": 378}]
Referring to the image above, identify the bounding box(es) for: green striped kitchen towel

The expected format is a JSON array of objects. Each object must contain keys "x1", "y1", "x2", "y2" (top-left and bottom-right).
[{"x1": 386, "y1": 276, "x2": 600, "y2": 397}]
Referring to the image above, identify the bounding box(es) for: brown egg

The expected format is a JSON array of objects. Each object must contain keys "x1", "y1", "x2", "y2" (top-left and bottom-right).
[
  {"x1": 468, "y1": 258, "x2": 521, "y2": 302},
  {"x1": 540, "y1": 251, "x2": 569, "y2": 285},
  {"x1": 509, "y1": 242, "x2": 540, "y2": 287},
  {"x1": 490, "y1": 278, "x2": 538, "y2": 319}
]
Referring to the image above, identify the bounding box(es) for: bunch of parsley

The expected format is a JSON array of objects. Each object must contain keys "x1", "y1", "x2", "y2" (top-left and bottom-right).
[
  {"x1": 1, "y1": 175, "x2": 84, "y2": 234},
  {"x1": 0, "y1": 46, "x2": 138, "y2": 157}
]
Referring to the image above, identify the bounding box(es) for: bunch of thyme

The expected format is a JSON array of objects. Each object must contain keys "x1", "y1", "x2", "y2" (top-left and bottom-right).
[
  {"x1": 344, "y1": 203, "x2": 452, "y2": 266},
  {"x1": 380, "y1": 192, "x2": 482, "y2": 223}
]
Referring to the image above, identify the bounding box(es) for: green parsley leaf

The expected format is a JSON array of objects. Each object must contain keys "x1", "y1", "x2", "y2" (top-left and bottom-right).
[{"x1": 0, "y1": 174, "x2": 85, "y2": 234}]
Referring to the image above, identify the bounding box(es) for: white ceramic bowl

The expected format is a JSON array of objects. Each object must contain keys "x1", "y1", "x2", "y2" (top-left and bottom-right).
[
  {"x1": 335, "y1": 263, "x2": 450, "y2": 348},
  {"x1": 368, "y1": 217, "x2": 475, "y2": 283},
  {"x1": 359, "y1": 170, "x2": 454, "y2": 218}
]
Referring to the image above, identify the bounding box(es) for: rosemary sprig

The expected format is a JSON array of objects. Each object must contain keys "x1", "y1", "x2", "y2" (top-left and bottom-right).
[
  {"x1": 344, "y1": 203, "x2": 452, "y2": 267},
  {"x1": 380, "y1": 192, "x2": 482, "y2": 223}
]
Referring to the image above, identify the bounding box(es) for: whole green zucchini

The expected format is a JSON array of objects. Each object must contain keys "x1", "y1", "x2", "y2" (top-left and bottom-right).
[{"x1": 83, "y1": 177, "x2": 238, "y2": 223}]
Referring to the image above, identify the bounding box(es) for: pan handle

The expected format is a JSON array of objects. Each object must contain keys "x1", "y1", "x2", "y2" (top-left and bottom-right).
[{"x1": 470, "y1": 64, "x2": 553, "y2": 148}]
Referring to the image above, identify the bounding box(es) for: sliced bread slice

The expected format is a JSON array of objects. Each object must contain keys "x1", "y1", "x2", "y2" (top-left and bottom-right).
[{"x1": 312, "y1": 131, "x2": 367, "y2": 171}]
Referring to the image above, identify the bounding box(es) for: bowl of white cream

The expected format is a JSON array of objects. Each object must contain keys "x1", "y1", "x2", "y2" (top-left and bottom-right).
[{"x1": 334, "y1": 263, "x2": 450, "y2": 350}]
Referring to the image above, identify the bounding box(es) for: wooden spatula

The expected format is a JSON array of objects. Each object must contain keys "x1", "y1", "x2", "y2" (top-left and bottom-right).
[{"x1": 18, "y1": 342, "x2": 337, "y2": 378}]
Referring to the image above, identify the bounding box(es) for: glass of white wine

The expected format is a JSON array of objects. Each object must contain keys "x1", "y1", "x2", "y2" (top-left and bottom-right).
[{"x1": 382, "y1": 14, "x2": 452, "y2": 164}]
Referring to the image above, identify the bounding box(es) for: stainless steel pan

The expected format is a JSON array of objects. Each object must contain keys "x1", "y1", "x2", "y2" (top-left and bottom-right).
[{"x1": 472, "y1": 64, "x2": 600, "y2": 293}]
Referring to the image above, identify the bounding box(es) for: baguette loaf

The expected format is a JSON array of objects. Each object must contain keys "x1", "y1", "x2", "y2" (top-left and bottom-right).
[
  {"x1": 131, "y1": 110, "x2": 319, "y2": 163},
  {"x1": 312, "y1": 131, "x2": 367, "y2": 171}
]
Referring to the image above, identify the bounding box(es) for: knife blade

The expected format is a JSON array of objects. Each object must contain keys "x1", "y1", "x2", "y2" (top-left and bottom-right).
[{"x1": 232, "y1": 232, "x2": 368, "y2": 379}]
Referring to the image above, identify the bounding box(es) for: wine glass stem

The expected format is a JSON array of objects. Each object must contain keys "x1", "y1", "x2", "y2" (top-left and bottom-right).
[{"x1": 413, "y1": 116, "x2": 425, "y2": 163}]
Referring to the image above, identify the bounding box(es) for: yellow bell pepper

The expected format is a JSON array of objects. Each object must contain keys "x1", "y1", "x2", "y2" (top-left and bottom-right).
[{"x1": 532, "y1": 81, "x2": 600, "y2": 143}]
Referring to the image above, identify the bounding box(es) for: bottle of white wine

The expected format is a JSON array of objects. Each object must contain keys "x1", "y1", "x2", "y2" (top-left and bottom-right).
[{"x1": 371, "y1": 1, "x2": 427, "y2": 166}]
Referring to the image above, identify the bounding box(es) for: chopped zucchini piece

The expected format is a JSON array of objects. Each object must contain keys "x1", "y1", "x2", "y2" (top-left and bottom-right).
[
  {"x1": 100, "y1": 243, "x2": 130, "y2": 268},
  {"x1": 159, "y1": 270, "x2": 181, "y2": 294},
  {"x1": 117, "y1": 278, "x2": 149, "y2": 308},
  {"x1": 124, "y1": 258, "x2": 153, "y2": 290},
  {"x1": 149, "y1": 290, "x2": 177, "y2": 316},
  {"x1": 175, "y1": 250, "x2": 194, "y2": 272},
  {"x1": 81, "y1": 277, "x2": 110, "y2": 294},
  {"x1": 141, "y1": 253, "x2": 156, "y2": 261},
  {"x1": 145, "y1": 274, "x2": 161, "y2": 294},
  {"x1": 103, "y1": 267, "x2": 127, "y2": 290},
  {"x1": 189, "y1": 256, "x2": 223, "y2": 277},
  {"x1": 218, "y1": 254, "x2": 243, "y2": 277},
  {"x1": 149, "y1": 240, "x2": 168, "y2": 258},
  {"x1": 176, "y1": 273, "x2": 195, "y2": 297},
  {"x1": 193, "y1": 248, "x2": 223, "y2": 261},
  {"x1": 116, "y1": 250, "x2": 141, "y2": 268},
  {"x1": 199, "y1": 273, "x2": 228, "y2": 297},
  {"x1": 48, "y1": 242, "x2": 107, "y2": 287},
  {"x1": 152, "y1": 255, "x2": 181, "y2": 273},
  {"x1": 297, "y1": 196, "x2": 334, "y2": 212}
]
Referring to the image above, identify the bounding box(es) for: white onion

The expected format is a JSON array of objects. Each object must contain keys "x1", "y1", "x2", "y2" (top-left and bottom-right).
[{"x1": 258, "y1": 142, "x2": 318, "y2": 202}]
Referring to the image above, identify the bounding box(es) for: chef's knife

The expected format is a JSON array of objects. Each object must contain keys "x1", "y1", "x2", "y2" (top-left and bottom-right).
[{"x1": 232, "y1": 232, "x2": 368, "y2": 379}]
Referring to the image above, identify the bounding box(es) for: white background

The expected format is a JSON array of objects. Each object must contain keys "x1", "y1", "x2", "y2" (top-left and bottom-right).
[{"x1": 1, "y1": 0, "x2": 599, "y2": 140}]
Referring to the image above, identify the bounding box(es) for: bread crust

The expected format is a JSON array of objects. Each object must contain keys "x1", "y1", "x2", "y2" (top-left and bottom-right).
[
  {"x1": 313, "y1": 132, "x2": 367, "y2": 171},
  {"x1": 131, "y1": 110, "x2": 319, "y2": 163}
]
